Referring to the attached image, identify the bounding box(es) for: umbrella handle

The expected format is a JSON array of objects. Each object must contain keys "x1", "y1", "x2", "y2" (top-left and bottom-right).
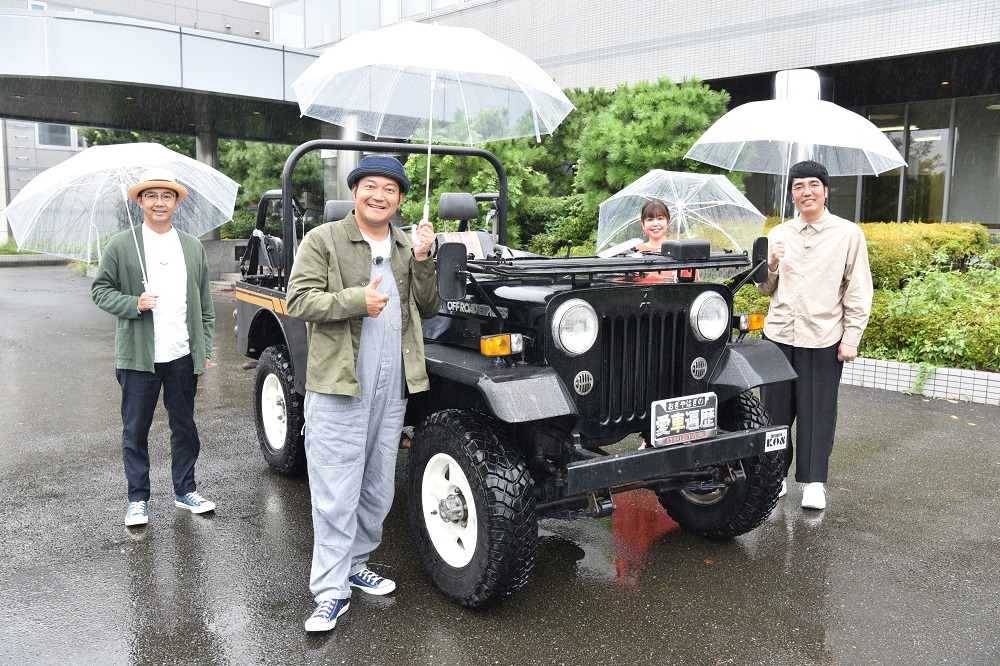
[{"x1": 120, "y1": 181, "x2": 149, "y2": 289}]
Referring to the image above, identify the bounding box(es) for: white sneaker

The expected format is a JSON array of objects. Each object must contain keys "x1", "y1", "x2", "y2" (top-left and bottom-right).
[
  {"x1": 778, "y1": 480, "x2": 787, "y2": 498},
  {"x1": 801, "y1": 482, "x2": 826, "y2": 510}
]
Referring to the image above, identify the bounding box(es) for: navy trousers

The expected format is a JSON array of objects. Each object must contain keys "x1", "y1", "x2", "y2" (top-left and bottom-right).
[
  {"x1": 760, "y1": 339, "x2": 843, "y2": 484},
  {"x1": 116, "y1": 354, "x2": 201, "y2": 502}
]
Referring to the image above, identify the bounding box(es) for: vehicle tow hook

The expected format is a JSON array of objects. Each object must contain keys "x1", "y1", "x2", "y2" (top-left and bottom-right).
[
  {"x1": 437, "y1": 493, "x2": 467, "y2": 523},
  {"x1": 587, "y1": 491, "x2": 616, "y2": 518},
  {"x1": 725, "y1": 461, "x2": 747, "y2": 484}
]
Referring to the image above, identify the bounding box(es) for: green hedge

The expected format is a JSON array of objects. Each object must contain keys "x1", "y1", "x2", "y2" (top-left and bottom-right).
[
  {"x1": 859, "y1": 222, "x2": 990, "y2": 290},
  {"x1": 861, "y1": 267, "x2": 1000, "y2": 371},
  {"x1": 735, "y1": 220, "x2": 999, "y2": 371}
]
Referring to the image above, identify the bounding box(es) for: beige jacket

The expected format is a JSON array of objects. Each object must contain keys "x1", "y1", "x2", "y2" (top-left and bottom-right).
[{"x1": 757, "y1": 210, "x2": 873, "y2": 348}]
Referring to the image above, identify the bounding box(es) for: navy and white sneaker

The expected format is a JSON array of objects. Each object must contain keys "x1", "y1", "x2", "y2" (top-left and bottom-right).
[
  {"x1": 174, "y1": 491, "x2": 216, "y2": 514},
  {"x1": 349, "y1": 568, "x2": 396, "y2": 596},
  {"x1": 124, "y1": 501, "x2": 149, "y2": 526},
  {"x1": 304, "y1": 598, "x2": 350, "y2": 632}
]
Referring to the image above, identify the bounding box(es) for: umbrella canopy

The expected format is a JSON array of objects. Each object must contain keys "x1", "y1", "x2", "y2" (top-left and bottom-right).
[
  {"x1": 6, "y1": 142, "x2": 239, "y2": 264},
  {"x1": 597, "y1": 170, "x2": 765, "y2": 255},
  {"x1": 292, "y1": 21, "x2": 575, "y2": 145},
  {"x1": 685, "y1": 98, "x2": 907, "y2": 177}
]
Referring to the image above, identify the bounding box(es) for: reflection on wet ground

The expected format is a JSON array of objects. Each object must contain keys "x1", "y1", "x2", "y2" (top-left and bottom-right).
[{"x1": 1, "y1": 267, "x2": 998, "y2": 665}]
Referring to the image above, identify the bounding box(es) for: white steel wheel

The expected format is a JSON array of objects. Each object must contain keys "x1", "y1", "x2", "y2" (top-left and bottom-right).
[
  {"x1": 260, "y1": 372, "x2": 288, "y2": 450},
  {"x1": 421, "y1": 452, "x2": 478, "y2": 568}
]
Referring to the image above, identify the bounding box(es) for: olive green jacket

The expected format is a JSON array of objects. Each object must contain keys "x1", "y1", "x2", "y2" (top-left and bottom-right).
[
  {"x1": 91, "y1": 225, "x2": 215, "y2": 374},
  {"x1": 286, "y1": 214, "x2": 441, "y2": 398}
]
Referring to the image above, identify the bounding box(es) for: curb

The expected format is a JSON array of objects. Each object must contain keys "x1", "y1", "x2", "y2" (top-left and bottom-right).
[
  {"x1": 843, "y1": 357, "x2": 1000, "y2": 406},
  {"x1": 0, "y1": 254, "x2": 72, "y2": 267}
]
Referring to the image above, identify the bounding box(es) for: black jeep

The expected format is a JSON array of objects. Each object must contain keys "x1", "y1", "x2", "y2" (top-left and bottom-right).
[{"x1": 235, "y1": 139, "x2": 796, "y2": 609}]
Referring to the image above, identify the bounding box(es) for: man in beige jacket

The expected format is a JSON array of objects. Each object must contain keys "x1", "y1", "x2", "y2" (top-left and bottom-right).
[{"x1": 757, "y1": 160, "x2": 874, "y2": 511}]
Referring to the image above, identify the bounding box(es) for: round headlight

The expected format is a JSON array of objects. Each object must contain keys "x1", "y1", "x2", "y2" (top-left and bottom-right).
[
  {"x1": 689, "y1": 291, "x2": 730, "y2": 341},
  {"x1": 551, "y1": 299, "x2": 599, "y2": 356}
]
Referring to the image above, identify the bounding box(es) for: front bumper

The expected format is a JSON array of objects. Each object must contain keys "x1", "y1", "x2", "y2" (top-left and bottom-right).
[{"x1": 560, "y1": 425, "x2": 788, "y2": 497}]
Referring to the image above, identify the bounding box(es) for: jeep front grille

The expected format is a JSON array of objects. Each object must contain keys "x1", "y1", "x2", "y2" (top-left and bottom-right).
[{"x1": 599, "y1": 311, "x2": 684, "y2": 426}]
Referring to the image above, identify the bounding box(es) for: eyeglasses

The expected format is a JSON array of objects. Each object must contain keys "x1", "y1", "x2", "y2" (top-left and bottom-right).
[
  {"x1": 791, "y1": 181, "x2": 825, "y2": 194},
  {"x1": 141, "y1": 192, "x2": 177, "y2": 202}
]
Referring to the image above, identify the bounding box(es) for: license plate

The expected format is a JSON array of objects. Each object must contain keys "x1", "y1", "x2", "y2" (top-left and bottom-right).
[{"x1": 650, "y1": 392, "x2": 718, "y2": 447}]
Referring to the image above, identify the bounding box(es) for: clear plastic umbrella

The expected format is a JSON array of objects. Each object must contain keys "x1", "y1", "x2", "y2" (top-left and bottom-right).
[
  {"x1": 685, "y1": 98, "x2": 906, "y2": 224},
  {"x1": 597, "y1": 170, "x2": 765, "y2": 255},
  {"x1": 291, "y1": 21, "x2": 575, "y2": 225},
  {"x1": 6, "y1": 142, "x2": 238, "y2": 272}
]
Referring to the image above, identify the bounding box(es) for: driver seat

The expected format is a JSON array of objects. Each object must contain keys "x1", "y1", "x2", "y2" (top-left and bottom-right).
[{"x1": 436, "y1": 192, "x2": 496, "y2": 260}]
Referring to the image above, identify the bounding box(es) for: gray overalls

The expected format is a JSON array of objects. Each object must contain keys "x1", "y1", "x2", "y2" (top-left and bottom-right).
[{"x1": 304, "y1": 252, "x2": 406, "y2": 602}]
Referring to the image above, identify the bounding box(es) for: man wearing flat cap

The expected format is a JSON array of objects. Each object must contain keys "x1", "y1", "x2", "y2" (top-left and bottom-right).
[
  {"x1": 92, "y1": 167, "x2": 216, "y2": 528},
  {"x1": 286, "y1": 155, "x2": 439, "y2": 632},
  {"x1": 757, "y1": 160, "x2": 873, "y2": 512}
]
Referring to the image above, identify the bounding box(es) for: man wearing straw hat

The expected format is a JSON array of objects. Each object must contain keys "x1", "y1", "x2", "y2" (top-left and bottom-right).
[
  {"x1": 286, "y1": 155, "x2": 438, "y2": 632},
  {"x1": 92, "y1": 167, "x2": 216, "y2": 527},
  {"x1": 758, "y1": 160, "x2": 873, "y2": 511}
]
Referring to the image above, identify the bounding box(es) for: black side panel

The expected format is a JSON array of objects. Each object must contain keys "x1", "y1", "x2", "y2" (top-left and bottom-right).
[
  {"x1": 420, "y1": 343, "x2": 577, "y2": 424},
  {"x1": 708, "y1": 338, "x2": 798, "y2": 403}
]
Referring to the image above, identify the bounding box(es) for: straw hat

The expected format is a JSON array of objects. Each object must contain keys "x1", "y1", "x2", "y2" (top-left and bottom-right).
[{"x1": 127, "y1": 167, "x2": 189, "y2": 202}]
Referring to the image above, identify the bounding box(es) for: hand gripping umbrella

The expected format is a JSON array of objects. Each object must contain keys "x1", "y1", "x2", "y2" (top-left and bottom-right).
[
  {"x1": 685, "y1": 97, "x2": 906, "y2": 232},
  {"x1": 291, "y1": 21, "x2": 575, "y2": 227},
  {"x1": 5, "y1": 142, "x2": 239, "y2": 286},
  {"x1": 597, "y1": 170, "x2": 765, "y2": 255}
]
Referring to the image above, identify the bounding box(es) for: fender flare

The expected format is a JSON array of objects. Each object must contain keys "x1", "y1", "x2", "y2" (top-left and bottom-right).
[
  {"x1": 709, "y1": 338, "x2": 798, "y2": 404},
  {"x1": 423, "y1": 343, "x2": 577, "y2": 423}
]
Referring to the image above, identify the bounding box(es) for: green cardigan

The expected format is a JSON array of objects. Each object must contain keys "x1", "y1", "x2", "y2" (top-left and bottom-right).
[
  {"x1": 91, "y1": 225, "x2": 215, "y2": 374},
  {"x1": 286, "y1": 214, "x2": 440, "y2": 398}
]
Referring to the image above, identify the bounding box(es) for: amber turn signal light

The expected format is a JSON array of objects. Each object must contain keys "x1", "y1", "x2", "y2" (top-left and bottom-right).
[{"x1": 480, "y1": 333, "x2": 524, "y2": 357}]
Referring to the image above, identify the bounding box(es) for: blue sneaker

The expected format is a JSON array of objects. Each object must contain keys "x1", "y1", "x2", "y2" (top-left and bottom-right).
[
  {"x1": 349, "y1": 568, "x2": 396, "y2": 596},
  {"x1": 174, "y1": 491, "x2": 215, "y2": 514},
  {"x1": 124, "y1": 501, "x2": 149, "y2": 526},
  {"x1": 304, "y1": 597, "x2": 349, "y2": 632}
]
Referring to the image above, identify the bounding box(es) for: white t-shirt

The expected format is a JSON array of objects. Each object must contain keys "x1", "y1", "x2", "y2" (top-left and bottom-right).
[
  {"x1": 142, "y1": 224, "x2": 190, "y2": 363},
  {"x1": 360, "y1": 229, "x2": 392, "y2": 263}
]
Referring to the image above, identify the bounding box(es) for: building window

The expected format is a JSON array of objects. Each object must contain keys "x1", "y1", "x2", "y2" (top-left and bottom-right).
[
  {"x1": 380, "y1": 0, "x2": 399, "y2": 26},
  {"x1": 273, "y1": 0, "x2": 305, "y2": 48},
  {"x1": 305, "y1": 0, "x2": 339, "y2": 49},
  {"x1": 401, "y1": 0, "x2": 425, "y2": 19},
  {"x1": 29, "y1": 2, "x2": 47, "y2": 10},
  {"x1": 37, "y1": 123, "x2": 73, "y2": 148},
  {"x1": 341, "y1": 0, "x2": 377, "y2": 40}
]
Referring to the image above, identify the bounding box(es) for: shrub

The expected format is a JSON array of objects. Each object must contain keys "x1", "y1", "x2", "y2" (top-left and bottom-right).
[
  {"x1": 860, "y1": 222, "x2": 989, "y2": 290},
  {"x1": 519, "y1": 194, "x2": 591, "y2": 252},
  {"x1": 861, "y1": 267, "x2": 1000, "y2": 371},
  {"x1": 220, "y1": 210, "x2": 259, "y2": 240}
]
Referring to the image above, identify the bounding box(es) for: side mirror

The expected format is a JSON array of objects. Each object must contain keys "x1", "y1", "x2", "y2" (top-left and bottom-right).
[
  {"x1": 751, "y1": 236, "x2": 769, "y2": 284},
  {"x1": 436, "y1": 242, "x2": 469, "y2": 301}
]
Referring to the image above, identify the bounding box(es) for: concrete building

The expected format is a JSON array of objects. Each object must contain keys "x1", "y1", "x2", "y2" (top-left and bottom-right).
[
  {"x1": 270, "y1": 0, "x2": 1000, "y2": 227},
  {"x1": 0, "y1": 0, "x2": 303, "y2": 243},
  {"x1": 3, "y1": 0, "x2": 999, "y2": 236}
]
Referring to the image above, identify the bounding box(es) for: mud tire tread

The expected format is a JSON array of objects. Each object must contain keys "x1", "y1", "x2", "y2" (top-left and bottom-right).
[
  {"x1": 658, "y1": 391, "x2": 783, "y2": 540},
  {"x1": 407, "y1": 409, "x2": 537, "y2": 609},
  {"x1": 253, "y1": 345, "x2": 306, "y2": 477}
]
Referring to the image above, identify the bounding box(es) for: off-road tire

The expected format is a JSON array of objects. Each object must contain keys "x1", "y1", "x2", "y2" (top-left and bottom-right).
[
  {"x1": 407, "y1": 409, "x2": 537, "y2": 609},
  {"x1": 253, "y1": 345, "x2": 306, "y2": 476},
  {"x1": 657, "y1": 391, "x2": 783, "y2": 539}
]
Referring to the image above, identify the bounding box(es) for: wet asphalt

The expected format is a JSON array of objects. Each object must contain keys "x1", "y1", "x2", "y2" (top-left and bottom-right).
[{"x1": 0, "y1": 265, "x2": 997, "y2": 666}]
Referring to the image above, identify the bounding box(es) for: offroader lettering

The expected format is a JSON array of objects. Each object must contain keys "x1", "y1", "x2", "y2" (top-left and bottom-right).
[{"x1": 446, "y1": 300, "x2": 509, "y2": 319}]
